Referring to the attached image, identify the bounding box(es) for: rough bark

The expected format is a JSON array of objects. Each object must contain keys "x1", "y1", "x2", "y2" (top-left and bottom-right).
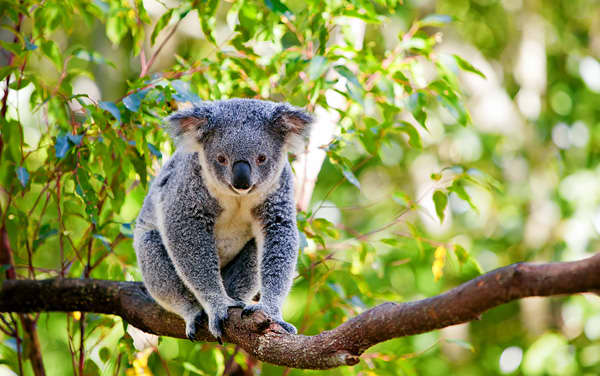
[{"x1": 1, "y1": 252, "x2": 599, "y2": 369}]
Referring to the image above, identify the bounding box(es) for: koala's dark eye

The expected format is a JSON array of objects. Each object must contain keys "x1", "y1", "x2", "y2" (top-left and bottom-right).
[
  {"x1": 217, "y1": 154, "x2": 228, "y2": 165},
  {"x1": 257, "y1": 154, "x2": 267, "y2": 164}
]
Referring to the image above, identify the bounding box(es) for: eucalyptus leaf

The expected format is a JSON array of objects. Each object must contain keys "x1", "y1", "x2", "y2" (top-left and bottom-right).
[{"x1": 16, "y1": 166, "x2": 29, "y2": 187}]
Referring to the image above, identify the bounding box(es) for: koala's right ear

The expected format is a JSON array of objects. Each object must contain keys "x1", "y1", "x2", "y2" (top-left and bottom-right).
[{"x1": 165, "y1": 107, "x2": 211, "y2": 148}]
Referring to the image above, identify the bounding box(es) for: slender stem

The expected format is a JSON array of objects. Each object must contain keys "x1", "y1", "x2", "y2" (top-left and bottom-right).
[
  {"x1": 78, "y1": 313, "x2": 85, "y2": 376},
  {"x1": 56, "y1": 172, "x2": 65, "y2": 277},
  {"x1": 140, "y1": 16, "x2": 185, "y2": 78}
]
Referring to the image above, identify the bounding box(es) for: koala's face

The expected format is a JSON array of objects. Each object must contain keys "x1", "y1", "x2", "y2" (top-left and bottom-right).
[
  {"x1": 168, "y1": 99, "x2": 312, "y2": 196},
  {"x1": 201, "y1": 124, "x2": 284, "y2": 195}
]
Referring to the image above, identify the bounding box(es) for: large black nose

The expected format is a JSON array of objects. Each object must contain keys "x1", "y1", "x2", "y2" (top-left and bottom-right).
[{"x1": 232, "y1": 161, "x2": 252, "y2": 190}]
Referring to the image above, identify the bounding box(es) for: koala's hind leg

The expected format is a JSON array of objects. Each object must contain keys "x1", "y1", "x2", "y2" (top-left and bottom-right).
[
  {"x1": 135, "y1": 229, "x2": 205, "y2": 340},
  {"x1": 221, "y1": 239, "x2": 259, "y2": 302}
]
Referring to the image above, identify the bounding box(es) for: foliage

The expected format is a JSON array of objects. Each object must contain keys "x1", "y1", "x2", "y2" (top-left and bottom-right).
[{"x1": 0, "y1": 0, "x2": 599, "y2": 375}]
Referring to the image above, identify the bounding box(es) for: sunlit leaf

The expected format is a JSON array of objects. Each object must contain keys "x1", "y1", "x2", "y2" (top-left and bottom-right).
[
  {"x1": 264, "y1": 0, "x2": 292, "y2": 16},
  {"x1": 453, "y1": 54, "x2": 486, "y2": 79},
  {"x1": 123, "y1": 92, "x2": 142, "y2": 112},
  {"x1": 445, "y1": 338, "x2": 475, "y2": 352},
  {"x1": 433, "y1": 190, "x2": 447, "y2": 223},
  {"x1": 99, "y1": 101, "x2": 121, "y2": 123},
  {"x1": 419, "y1": 14, "x2": 453, "y2": 27},
  {"x1": 448, "y1": 180, "x2": 478, "y2": 212},
  {"x1": 334, "y1": 65, "x2": 361, "y2": 89},
  {"x1": 341, "y1": 168, "x2": 361, "y2": 190},
  {"x1": 41, "y1": 40, "x2": 62, "y2": 70},
  {"x1": 308, "y1": 55, "x2": 328, "y2": 80},
  {"x1": 151, "y1": 9, "x2": 174, "y2": 45},
  {"x1": 432, "y1": 246, "x2": 447, "y2": 281}
]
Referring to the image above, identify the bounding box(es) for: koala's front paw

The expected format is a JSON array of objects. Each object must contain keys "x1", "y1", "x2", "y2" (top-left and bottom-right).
[
  {"x1": 275, "y1": 319, "x2": 297, "y2": 334},
  {"x1": 185, "y1": 310, "x2": 207, "y2": 341},
  {"x1": 207, "y1": 299, "x2": 245, "y2": 344},
  {"x1": 241, "y1": 303, "x2": 297, "y2": 334}
]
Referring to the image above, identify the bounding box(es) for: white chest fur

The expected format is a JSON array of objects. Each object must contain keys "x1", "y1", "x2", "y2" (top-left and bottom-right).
[
  {"x1": 213, "y1": 192, "x2": 265, "y2": 267},
  {"x1": 214, "y1": 202, "x2": 253, "y2": 266}
]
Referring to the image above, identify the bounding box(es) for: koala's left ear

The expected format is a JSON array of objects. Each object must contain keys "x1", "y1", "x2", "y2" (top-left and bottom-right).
[
  {"x1": 165, "y1": 106, "x2": 212, "y2": 150},
  {"x1": 271, "y1": 105, "x2": 314, "y2": 153}
]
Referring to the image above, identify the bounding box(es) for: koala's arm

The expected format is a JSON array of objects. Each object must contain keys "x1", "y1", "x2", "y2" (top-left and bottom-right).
[
  {"x1": 160, "y1": 202, "x2": 225, "y2": 304},
  {"x1": 251, "y1": 166, "x2": 299, "y2": 323}
]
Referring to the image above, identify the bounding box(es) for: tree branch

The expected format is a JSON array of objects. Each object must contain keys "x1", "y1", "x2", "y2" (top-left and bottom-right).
[{"x1": 1, "y1": 253, "x2": 599, "y2": 369}]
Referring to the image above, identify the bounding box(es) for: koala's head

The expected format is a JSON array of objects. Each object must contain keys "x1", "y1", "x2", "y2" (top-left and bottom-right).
[{"x1": 167, "y1": 99, "x2": 313, "y2": 196}]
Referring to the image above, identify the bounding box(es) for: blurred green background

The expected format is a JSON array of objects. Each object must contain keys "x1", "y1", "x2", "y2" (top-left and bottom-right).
[{"x1": 1, "y1": 0, "x2": 599, "y2": 375}]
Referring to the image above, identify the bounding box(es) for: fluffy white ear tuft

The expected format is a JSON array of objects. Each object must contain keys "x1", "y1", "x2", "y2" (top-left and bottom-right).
[
  {"x1": 165, "y1": 108, "x2": 210, "y2": 151},
  {"x1": 271, "y1": 105, "x2": 314, "y2": 154}
]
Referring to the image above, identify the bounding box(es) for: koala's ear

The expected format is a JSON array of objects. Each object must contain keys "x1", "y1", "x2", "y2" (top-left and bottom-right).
[
  {"x1": 165, "y1": 107, "x2": 211, "y2": 148},
  {"x1": 271, "y1": 105, "x2": 314, "y2": 153}
]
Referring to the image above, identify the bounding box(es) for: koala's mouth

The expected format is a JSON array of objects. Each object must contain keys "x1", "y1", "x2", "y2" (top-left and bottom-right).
[{"x1": 228, "y1": 184, "x2": 256, "y2": 195}]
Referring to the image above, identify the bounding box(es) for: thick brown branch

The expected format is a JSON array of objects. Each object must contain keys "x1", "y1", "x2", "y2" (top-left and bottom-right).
[{"x1": 1, "y1": 253, "x2": 599, "y2": 369}]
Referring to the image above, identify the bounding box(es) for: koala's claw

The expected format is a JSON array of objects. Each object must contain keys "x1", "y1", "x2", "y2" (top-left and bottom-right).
[
  {"x1": 241, "y1": 303, "x2": 263, "y2": 318},
  {"x1": 207, "y1": 300, "x2": 246, "y2": 343},
  {"x1": 185, "y1": 310, "x2": 207, "y2": 341},
  {"x1": 241, "y1": 303, "x2": 296, "y2": 334},
  {"x1": 276, "y1": 320, "x2": 297, "y2": 334}
]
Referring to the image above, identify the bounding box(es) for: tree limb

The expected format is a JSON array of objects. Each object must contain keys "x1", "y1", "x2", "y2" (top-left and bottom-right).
[{"x1": 1, "y1": 253, "x2": 599, "y2": 369}]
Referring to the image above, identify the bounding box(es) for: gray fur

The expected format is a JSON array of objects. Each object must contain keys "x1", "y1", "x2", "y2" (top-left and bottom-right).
[{"x1": 134, "y1": 99, "x2": 312, "y2": 342}]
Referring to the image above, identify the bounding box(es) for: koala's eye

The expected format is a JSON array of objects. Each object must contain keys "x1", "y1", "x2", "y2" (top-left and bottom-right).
[
  {"x1": 257, "y1": 154, "x2": 267, "y2": 164},
  {"x1": 217, "y1": 154, "x2": 228, "y2": 165}
]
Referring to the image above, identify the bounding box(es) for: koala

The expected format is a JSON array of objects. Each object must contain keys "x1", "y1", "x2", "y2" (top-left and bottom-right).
[{"x1": 133, "y1": 98, "x2": 312, "y2": 343}]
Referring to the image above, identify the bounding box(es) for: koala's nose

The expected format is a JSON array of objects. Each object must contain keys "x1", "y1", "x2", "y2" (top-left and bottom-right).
[{"x1": 232, "y1": 161, "x2": 252, "y2": 190}]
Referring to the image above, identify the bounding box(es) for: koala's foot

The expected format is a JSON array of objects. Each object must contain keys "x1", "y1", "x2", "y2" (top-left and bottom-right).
[
  {"x1": 207, "y1": 299, "x2": 246, "y2": 344},
  {"x1": 185, "y1": 310, "x2": 207, "y2": 342},
  {"x1": 241, "y1": 303, "x2": 297, "y2": 334}
]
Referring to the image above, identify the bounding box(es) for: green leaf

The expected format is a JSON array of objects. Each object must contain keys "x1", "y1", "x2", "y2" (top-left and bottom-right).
[
  {"x1": 308, "y1": 55, "x2": 328, "y2": 80},
  {"x1": 281, "y1": 31, "x2": 300, "y2": 49},
  {"x1": 16, "y1": 166, "x2": 29, "y2": 187},
  {"x1": 147, "y1": 143, "x2": 162, "y2": 159},
  {"x1": 453, "y1": 54, "x2": 486, "y2": 79},
  {"x1": 151, "y1": 9, "x2": 174, "y2": 45},
  {"x1": 0, "y1": 41, "x2": 22, "y2": 56},
  {"x1": 41, "y1": 40, "x2": 62, "y2": 70},
  {"x1": 448, "y1": 180, "x2": 478, "y2": 212},
  {"x1": 55, "y1": 135, "x2": 71, "y2": 158},
  {"x1": 380, "y1": 238, "x2": 401, "y2": 247},
  {"x1": 419, "y1": 14, "x2": 453, "y2": 28},
  {"x1": 334, "y1": 65, "x2": 361, "y2": 88},
  {"x1": 396, "y1": 121, "x2": 422, "y2": 148},
  {"x1": 106, "y1": 12, "x2": 128, "y2": 45},
  {"x1": 73, "y1": 48, "x2": 116, "y2": 68},
  {"x1": 341, "y1": 168, "x2": 361, "y2": 190},
  {"x1": 0, "y1": 66, "x2": 12, "y2": 81},
  {"x1": 454, "y1": 244, "x2": 469, "y2": 265},
  {"x1": 431, "y1": 173, "x2": 442, "y2": 181},
  {"x1": 264, "y1": 0, "x2": 291, "y2": 15},
  {"x1": 392, "y1": 191, "x2": 411, "y2": 207},
  {"x1": 98, "y1": 101, "x2": 121, "y2": 123},
  {"x1": 407, "y1": 92, "x2": 427, "y2": 129},
  {"x1": 183, "y1": 361, "x2": 208, "y2": 375},
  {"x1": 123, "y1": 93, "x2": 142, "y2": 112},
  {"x1": 445, "y1": 338, "x2": 475, "y2": 352},
  {"x1": 433, "y1": 190, "x2": 447, "y2": 223}
]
